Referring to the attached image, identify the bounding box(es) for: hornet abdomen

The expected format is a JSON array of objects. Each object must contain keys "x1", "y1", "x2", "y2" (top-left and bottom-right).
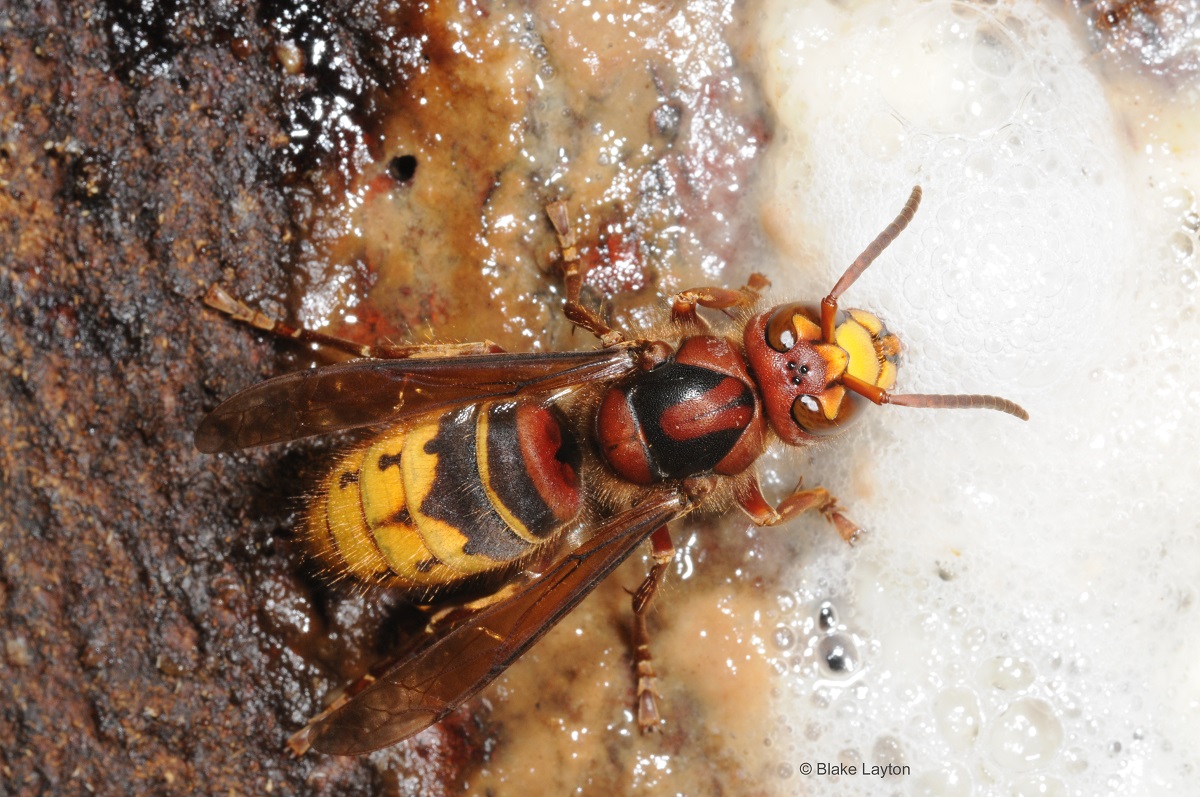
[{"x1": 309, "y1": 401, "x2": 583, "y2": 591}]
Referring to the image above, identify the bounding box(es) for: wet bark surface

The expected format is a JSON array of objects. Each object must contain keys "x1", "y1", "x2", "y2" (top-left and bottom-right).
[{"x1": 0, "y1": 2, "x2": 479, "y2": 794}]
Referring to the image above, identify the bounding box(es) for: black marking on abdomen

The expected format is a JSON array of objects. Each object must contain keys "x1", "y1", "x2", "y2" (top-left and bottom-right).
[
  {"x1": 485, "y1": 404, "x2": 570, "y2": 539},
  {"x1": 386, "y1": 505, "x2": 412, "y2": 526},
  {"x1": 419, "y1": 406, "x2": 530, "y2": 562}
]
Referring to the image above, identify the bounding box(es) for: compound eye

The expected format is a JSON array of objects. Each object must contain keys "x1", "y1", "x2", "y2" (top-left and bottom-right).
[
  {"x1": 765, "y1": 304, "x2": 821, "y2": 353},
  {"x1": 791, "y1": 392, "x2": 864, "y2": 437}
]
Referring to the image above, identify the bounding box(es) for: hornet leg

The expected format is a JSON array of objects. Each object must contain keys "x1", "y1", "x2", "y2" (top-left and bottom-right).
[
  {"x1": 630, "y1": 525, "x2": 675, "y2": 731},
  {"x1": 202, "y1": 284, "x2": 504, "y2": 359},
  {"x1": 669, "y1": 273, "x2": 769, "y2": 334},
  {"x1": 545, "y1": 201, "x2": 626, "y2": 347},
  {"x1": 735, "y1": 474, "x2": 863, "y2": 544}
]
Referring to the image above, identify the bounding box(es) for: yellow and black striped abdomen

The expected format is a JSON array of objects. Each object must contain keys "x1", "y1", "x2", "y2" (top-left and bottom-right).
[{"x1": 307, "y1": 401, "x2": 584, "y2": 591}]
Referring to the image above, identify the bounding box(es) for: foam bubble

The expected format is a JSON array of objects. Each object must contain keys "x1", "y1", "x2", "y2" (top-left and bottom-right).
[
  {"x1": 881, "y1": 4, "x2": 1034, "y2": 134},
  {"x1": 817, "y1": 633, "x2": 861, "y2": 680},
  {"x1": 913, "y1": 763, "x2": 973, "y2": 797},
  {"x1": 1010, "y1": 773, "x2": 1066, "y2": 797},
  {"x1": 932, "y1": 687, "x2": 982, "y2": 751},
  {"x1": 986, "y1": 697, "x2": 1064, "y2": 772},
  {"x1": 980, "y1": 655, "x2": 1035, "y2": 691}
]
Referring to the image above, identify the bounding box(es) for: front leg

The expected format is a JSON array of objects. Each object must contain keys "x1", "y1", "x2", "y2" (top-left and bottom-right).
[
  {"x1": 735, "y1": 474, "x2": 863, "y2": 544},
  {"x1": 545, "y1": 201, "x2": 625, "y2": 347},
  {"x1": 669, "y1": 273, "x2": 770, "y2": 334}
]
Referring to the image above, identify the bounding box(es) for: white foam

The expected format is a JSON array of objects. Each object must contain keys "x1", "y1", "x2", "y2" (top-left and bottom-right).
[{"x1": 756, "y1": 1, "x2": 1200, "y2": 794}]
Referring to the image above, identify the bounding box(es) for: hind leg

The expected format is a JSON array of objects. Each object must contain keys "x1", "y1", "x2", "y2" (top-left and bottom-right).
[{"x1": 628, "y1": 525, "x2": 675, "y2": 732}]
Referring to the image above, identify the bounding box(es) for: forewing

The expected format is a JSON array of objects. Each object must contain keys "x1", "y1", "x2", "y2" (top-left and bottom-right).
[
  {"x1": 300, "y1": 492, "x2": 687, "y2": 756},
  {"x1": 195, "y1": 347, "x2": 637, "y2": 453}
]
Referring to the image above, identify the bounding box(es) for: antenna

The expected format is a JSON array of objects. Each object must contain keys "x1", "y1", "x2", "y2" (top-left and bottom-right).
[
  {"x1": 825, "y1": 188, "x2": 1029, "y2": 422},
  {"x1": 841, "y1": 374, "x2": 1029, "y2": 421},
  {"x1": 821, "y1": 185, "x2": 923, "y2": 342}
]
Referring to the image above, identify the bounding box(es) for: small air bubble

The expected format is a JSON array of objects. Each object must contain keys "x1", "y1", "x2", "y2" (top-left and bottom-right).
[
  {"x1": 777, "y1": 762, "x2": 794, "y2": 779},
  {"x1": 818, "y1": 634, "x2": 860, "y2": 679},
  {"x1": 1170, "y1": 232, "x2": 1195, "y2": 261},
  {"x1": 1180, "y1": 268, "x2": 1198, "y2": 291},
  {"x1": 818, "y1": 601, "x2": 838, "y2": 630},
  {"x1": 972, "y1": 24, "x2": 1020, "y2": 77},
  {"x1": 981, "y1": 655, "x2": 1035, "y2": 690},
  {"x1": 1162, "y1": 186, "x2": 1195, "y2": 211},
  {"x1": 772, "y1": 625, "x2": 796, "y2": 651},
  {"x1": 873, "y1": 734, "x2": 907, "y2": 768},
  {"x1": 933, "y1": 687, "x2": 982, "y2": 751},
  {"x1": 963, "y1": 626, "x2": 988, "y2": 651},
  {"x1": 1060, "y1": 692, "x2": 1083, "y2": 719},
  {"x1": 1184, "y1": 210, "x2": 1200, "y2": 234}
]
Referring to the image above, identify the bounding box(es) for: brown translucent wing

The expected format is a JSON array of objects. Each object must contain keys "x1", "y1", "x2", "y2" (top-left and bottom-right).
[
  {"x1": 195, "y1": 347, "x2": 638, "y2": 453},
  {"x1": 291, "y1": 491, "x2": 687, "y2": 756}
]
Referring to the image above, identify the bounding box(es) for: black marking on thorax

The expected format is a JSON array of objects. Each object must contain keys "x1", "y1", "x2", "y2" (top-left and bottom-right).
[{"x1": 626, "y1": 361, "x2": 753, "y2": 480}]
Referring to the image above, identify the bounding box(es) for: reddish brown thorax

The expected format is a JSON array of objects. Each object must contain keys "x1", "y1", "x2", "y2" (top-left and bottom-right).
[{"x1": 595, "y1": 336, "x2": 767, "y2": 485}]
